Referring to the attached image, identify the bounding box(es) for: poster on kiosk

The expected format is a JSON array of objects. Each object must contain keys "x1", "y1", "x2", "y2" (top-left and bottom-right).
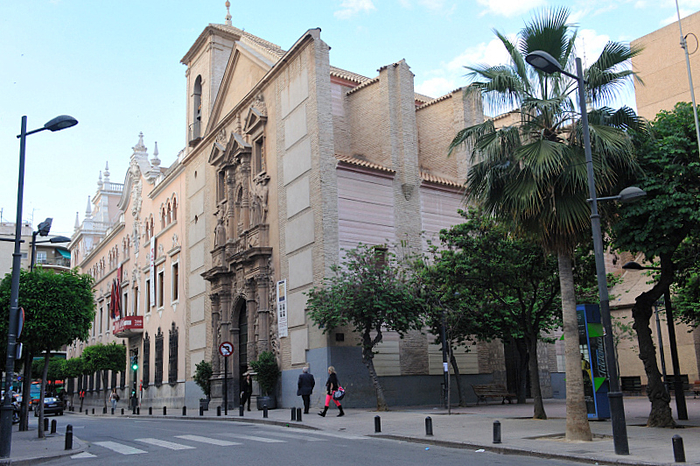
[{"x1": 577, "y1": 304, "x2": 611, "y2": 420}]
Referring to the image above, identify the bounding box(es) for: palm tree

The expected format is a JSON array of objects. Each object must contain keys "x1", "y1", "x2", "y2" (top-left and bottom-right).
[{"x1": 450, "y1": 7, "x2": 640, "y2": 441}]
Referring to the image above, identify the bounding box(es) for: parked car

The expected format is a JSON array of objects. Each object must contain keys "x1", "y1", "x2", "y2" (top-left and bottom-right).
[{"x1": 34, "y1": 396, "x2": 63, "y2": 416}]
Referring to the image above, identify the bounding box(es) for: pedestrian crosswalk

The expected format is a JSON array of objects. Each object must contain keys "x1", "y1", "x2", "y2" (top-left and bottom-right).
[{"x1": 72, "y1": 430, "x2": 330, "y2": 460}]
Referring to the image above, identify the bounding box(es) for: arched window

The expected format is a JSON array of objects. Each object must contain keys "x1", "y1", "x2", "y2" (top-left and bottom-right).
[
  {"x1": 160, "y1": 207, "x2": 166, "y2": 229},
  {"x1": 172, "y1": 197, "x2": 178, "y2": 221},
  {"x1": 192, "y1": 75, "x2": 202, "y2": 141},
  {"x1": 166, "y1": 202, "x2": 172, "y2": 225}
]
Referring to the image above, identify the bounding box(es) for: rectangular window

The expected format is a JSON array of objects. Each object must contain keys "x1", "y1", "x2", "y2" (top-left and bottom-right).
[
  {"x1": 171, "y1": 262, "x2": 179, "y2": 302},
  {"x1": 145, "y1": 279, "x2": 151, "y2": 311},
  {"x1": 99, "y1": 307, "x2": 103, "y2": 334},
  {"x1": 157, "y1": 269, "x2": 164, "y2": 308},
  {"x1": 134, "y1": 287, "x2": 139, "y2": 316},
  {"x1": 253, "y1": 137, "x2": 264, "y2": 174},
  {"x1": 217, "y1": 170, "x2": 226, "y2": 202},
  {"x1": 36, "y1": 251, "x2": 47, "y2": 264}
]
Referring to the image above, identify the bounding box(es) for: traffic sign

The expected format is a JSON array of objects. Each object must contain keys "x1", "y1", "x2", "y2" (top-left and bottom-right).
[{"x1": 219, "y1": 341, "x2": 234, "y2": 357}]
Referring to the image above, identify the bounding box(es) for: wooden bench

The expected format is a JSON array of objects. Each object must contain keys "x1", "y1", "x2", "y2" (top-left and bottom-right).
[
  {"x1": 621, "y1": 376, "x2": 642, "y2": 395},
  {"x1": 471, "y1": 384, "x2": 516, "y2": 405}
]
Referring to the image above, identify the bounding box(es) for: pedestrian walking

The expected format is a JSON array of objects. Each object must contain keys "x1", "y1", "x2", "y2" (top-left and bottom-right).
[
  {"x1": 240, "y1": 372, "x2": 253, "y2": 411},
  {"x1": 318, "y1": 366, "x2": 344, "y2": 417},
  {"x1": 297, "y1": 366, "x2": 315, "y2": 414},
  {"x1": 109, "y1": 389, "x2": 119, "y2": 411}
]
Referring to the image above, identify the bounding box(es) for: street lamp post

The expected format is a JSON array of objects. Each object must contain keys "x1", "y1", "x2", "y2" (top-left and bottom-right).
[
  {"x1": 1, "y1": 115, "x2": 77, "y2": 459},
  {"x1": 622, "y1": 261, "x2": 688, "y2": 420},
  {"x1": 525, "y1": 51, "x2": 630, "y2": 455}
]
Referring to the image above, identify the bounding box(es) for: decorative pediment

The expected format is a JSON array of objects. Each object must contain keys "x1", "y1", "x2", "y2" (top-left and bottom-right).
[
  {"x1": 227, "y1": 132, "x2": 252, "y2": 159},
  {"x1": 208, "y1": 141, "x2": 227, "y2": 166},
  {"x1": 244, "y1": 104, "x2": 267, "y2": 136}
]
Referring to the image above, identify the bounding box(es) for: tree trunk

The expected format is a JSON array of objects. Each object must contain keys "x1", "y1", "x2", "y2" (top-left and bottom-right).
[
  {"x1": 527, "y1": 337, "x2": 547, "y2": 419},
  {"x1": 19, "y1": 350, "x2": 33, "y2": 431},
  {"x1": 449, "y1": 348, "x2": 466, "y2": 407},
  {"x1": 103, "y1": 371, "x2": 110, "y2": 409},
  {"x1": 38, "y1": 349, "x2": 50, "y2": 439},
  {"x1": 362, "y1": 331, "x2": 388, "y2": 411},
  {"x1": 631, "y1": 275, "x2": 675, "y2": 427},
  {"x1": 558, "y1": 252, "x2": 592, "y2": 441}
]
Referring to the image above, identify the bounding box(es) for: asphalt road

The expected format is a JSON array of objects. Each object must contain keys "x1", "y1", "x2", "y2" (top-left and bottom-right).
[{"x1": 43, "y1": 416, "x2": 587, "y2": 466}]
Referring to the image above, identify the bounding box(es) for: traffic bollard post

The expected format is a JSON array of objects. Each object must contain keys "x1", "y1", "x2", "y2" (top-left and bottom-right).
[
  {"x1": 183, "y1": 406, "x2": 187, "y2": 416},
  {"x1": 425, "y1": 416, "x2": 433, "y2": 436},
  {"x1": 263, "y1": 404, "x2": 268, "y2": 418},
  {"x1": 493, "y1": 420, "x2": 502, "y2": 444},
  {"x1": 291, "y1": 407, "x2": 296, "y2": 421},
  {"x1": 239, "y1": 404, "x2": 244, "y2": 417},
  {"x1": 374, "y1": 415, "x2": 381, "y2": 433},
  {"x1": 65, "y1": 425, "x2": 73, "y2": 450},
  {"x1": 51, "y1": 419, "x2": 57, "y2": 434},
  {"x1": 296, "y1": 407, "x2": 302, "y2": 422},
  {"x1": 673, "y1": 435, "x2": 686, "y2": 463}
]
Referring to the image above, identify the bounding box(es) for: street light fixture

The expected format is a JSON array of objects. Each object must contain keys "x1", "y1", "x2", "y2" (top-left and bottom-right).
[
  {"x1": 1, "y1": 115, "x2": 78, "y2": 459},
  {"x1": 621, "y1": 261, "x2": 688, "y2": 420},
  {"x1": 526, "y1": 50, "x2": 631, "y2": 455}
]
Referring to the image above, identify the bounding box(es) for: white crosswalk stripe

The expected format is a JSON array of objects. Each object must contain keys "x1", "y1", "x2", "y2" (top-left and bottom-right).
[
  {"x1": 135, "y1": 438, "x2": 196, "y2": 450},
  {"x1": 220, "y1": 433, "x2": 286, "y2": 443},
  {"x1": 175, "y1": 434, "x2": 241, "y2": 446},
  {"x1": 94, "y1": 441, "x2": 147, "y2": 455},
  {"x1": 263, "y1": 432, "x2": 327, "y2": 442}
]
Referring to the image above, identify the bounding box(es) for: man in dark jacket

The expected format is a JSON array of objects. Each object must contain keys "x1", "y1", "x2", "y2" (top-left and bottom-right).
[{"x1": 297, "y1": 366, "x2": 315, "y2": 414}]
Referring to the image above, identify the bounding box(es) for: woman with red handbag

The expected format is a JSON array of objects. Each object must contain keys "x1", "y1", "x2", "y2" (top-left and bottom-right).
[{"x1": 318, "y1": 366, "x2": 344, "y2": 417}]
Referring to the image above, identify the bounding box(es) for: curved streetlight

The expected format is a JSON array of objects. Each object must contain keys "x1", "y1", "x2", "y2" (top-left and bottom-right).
[
  {"x1": 622, "y1": 261, "x2": 688, "y2": 420},
  {"x1": 526, "y1": 50, "x2": 631, "y2": 455},
  {"x1": 1, "y1": 115, "x2": 78, "y2": 458}
]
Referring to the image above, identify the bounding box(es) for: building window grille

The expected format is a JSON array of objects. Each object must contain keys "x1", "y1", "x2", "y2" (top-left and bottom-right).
[
  {"x1": 142, "y1": 333, "x2": 150, "y2": 388},
  {"x1": 155, "y1": 328, "x2": 163, "y2": 387},
  {"x1": 169, "y1": 323, "x2": 178, "y2": 385}
]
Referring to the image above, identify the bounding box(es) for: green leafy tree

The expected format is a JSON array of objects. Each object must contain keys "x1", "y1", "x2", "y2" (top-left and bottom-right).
[
  {"x1": 419, "y1": 209, "x2": 561, "y2": 418},
  {"x1": 612, "y1": 101, "x2": 700, "y2": 427},
  {"x1": 449, "y1": 7, "x2": 640, "y2": 441},
  {"x1": 63, "y1": 357, "x2": 84, "y2": 409},
  {"x1": 81, "y1": 343, "x2": 126, "y2": 409},
  {"x1": 0, "y1": 268, "x2": 95, "y2": 438},
  {"x1": 194, "y1": 360, "x2": 213, "y2": 400},
  {"x1": 249, "y1": 351, "x2": 280, "y2": 397},
  {"x1": 306, "y1": 243, "x2": 423, "y2": 411}
]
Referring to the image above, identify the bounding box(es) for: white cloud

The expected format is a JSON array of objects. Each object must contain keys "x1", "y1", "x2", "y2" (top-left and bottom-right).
[
  {"x1": 476, "y1": 0, "x2": 546, "y2": 18},
  {"x1": 576, "y1": 29, "x2": 610, "y2": 68},
  {"x1": 334, "y1": 0, "x2": 376, "y2": 19},
  {"x1": 415, "y1": 77, "x2": 455, "y2": 97}
]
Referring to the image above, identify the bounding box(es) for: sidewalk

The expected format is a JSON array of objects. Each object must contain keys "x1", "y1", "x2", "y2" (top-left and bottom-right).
[{"x1": 3, "y1": 396, "x2": 698, "y2": 465}]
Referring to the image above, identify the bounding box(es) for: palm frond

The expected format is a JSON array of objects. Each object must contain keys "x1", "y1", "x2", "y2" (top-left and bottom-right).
[{"x1": 520, "y1": 6, "x2": 572, "y2": 60}]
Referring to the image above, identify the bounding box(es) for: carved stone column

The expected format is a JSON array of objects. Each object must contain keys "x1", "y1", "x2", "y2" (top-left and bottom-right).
[
  {"x1": 210, "y1": 294, "x2": 221, "y2": 375},
  {"x1": 240, "y1": 161, "x2": 251, "y2": 231},
  {"x1": 245, "y1": 278, "x2": 258, "y2": 361},
  {"x1": 225, "y1": 167, "x2": 236, "y2": 240},
  {"x1": 256, "y1": 274, "x2": 270, "y2": 353},
  {"x1": 219, "y1": 288, "x2": 232, "y2": 377}
]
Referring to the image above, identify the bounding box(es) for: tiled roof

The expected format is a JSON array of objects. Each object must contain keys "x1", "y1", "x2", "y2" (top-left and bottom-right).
[
  {"x1": 335, "y1": 154, "x2": 395, "y2": 173},
  {"x1": 346, "y1": 77, "x2": 380, "y2": 96},
  {"x1": 420, "y1": 171, "x2": 464, "y2": 189},
  {"x1": 210, "y1": 23, "x2": 286, "y2": 58},
  {"x1": 330, "y1": 66, "x2": 371, "y2": 84}
]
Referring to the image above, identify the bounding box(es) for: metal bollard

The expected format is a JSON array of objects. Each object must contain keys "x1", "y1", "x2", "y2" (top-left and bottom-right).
[
  {"x1": 493, "y1": 420, "x2": 502, "y2": 444},
  {"x1": 239, "y1": 404, "x2": 244, "y2": 417},
  {"x1": 103, "y1": 407, "x2": 107, "y2": 414},
  {"x1": 137, "y1": 407, "x2": 140, "y2": 415},
  {"x1": 374, "y1": 415, "x2": 381, "y2": 433},
  {"x1": 200, "y1": 406, "x2": 204, "y2": 416},
  {"x1": 92, "y1": 408, "x2": 95, "y2": 415},
  {"x1": 163, "y1": 406, "x2": 167, "y2": 416},
  {"x1": 263, "y1": 404, "x2": 268, "y2": 418},
  {"x1": 111, "y1": 408, "x2": 114, "y2": 415},
  {"x1": 291, "y1": 407, "x2": 297, "y2": 421},
  {"x1": 44, "y1": 418, "x2": 49, "y2": 432},
  {"x1": 51, "y1": 419, "x2": 57, "y2": 434},
  {"x1": 425, "y1": 416, "x2": 433, "y2": 436},
  {"x1": 65, "y1": 425, "x2": 73, "y2": 450},
  {"x1": 296, "y1": 407, "x2": 302, "y2": 422},
  {"x1": 673, "y1": 435, "x2": 686, "y2": 462},
  {"x1": 121, "y1": 408, "x2": 124, "y2": 415},
  {"x1": 86, "y1": 409, "x2": 89, "y2": 415},
  {"x1": 183, "y1": 406, "x2": 187, "y2": 416},
  {"x1": 149, "y1": 407, "x2": 152, "y2": 415},
  {"x1": 217, "y1": 406, "x2": 221, "y2": 417}
]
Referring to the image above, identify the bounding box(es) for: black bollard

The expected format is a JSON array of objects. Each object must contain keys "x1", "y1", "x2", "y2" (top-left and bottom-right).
[
  {"x1": 103, "y1": 407, "x2": 107, "y2": 414},
  {"x1": 425, "y1": 416, "x2": 433, "y2": 436},
  {"x1": 263, "y1": 404, "x2": 268, "y2": 418},
  {"x1": 673, "y1": 435, "x2": 686, "y2": 463},
  {"x1": 121, "y1": 408, "x2": 124, "y2": 415},
  {"x1": 296, "y1": 407, "x2": 302, "y2": 422},
  {"x1": 239, "y1": 404, "x2": 244, "y2": 417},
  {"x1": 51, "y1": 419, "x2": 57, "y2": 434},
  {"x1": 65, "y1": 425, "x2": 73, "y2": 450},
  {"x1": 149, "y1": 407, "x2": 152, "y2": 415},
  {"x1": 86, "y1": 409, "x2": 88, "y2": 415},
  {"x1": 217, "y1": 406, "x2": 221, "y2": 417},
  {"x1": 493, "y1": 420, "x2": 502, "y2": 444},
  {"x1": 132, "y1": 406, "x2": 136, "y2": 415},
  {"x1": 183, "y1": 406, "x2": 187, "y2": 416},
  {"x1": 374, "y1": 415, "x2": 381, "y2": 433},
  {"x1": 92, "y1": 408, "x2": 95, "y2": 415},
  {"x1": 200, "y1": 406, "x2": 204, "y2": 416},
  {"x1": 44, "y1": 418, "x2": 49, "y2": 432},
  {"x1": 111, "y1": 408, "x2": 114, "y2": 415},
  {"x1": 137, "y1": 407, "x2": 140, "y2": 415},
  {"x1": 291, "y1": 407, "x2": 296, "y2": 421}
]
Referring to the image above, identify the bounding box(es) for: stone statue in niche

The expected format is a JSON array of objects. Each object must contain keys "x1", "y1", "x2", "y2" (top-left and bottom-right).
[
  {"x1": 250, "y1": 175, "x2": 269, "y2": 225},
  {"x1": 214, "y1": 217, "x2": 226, "y2": 247}
]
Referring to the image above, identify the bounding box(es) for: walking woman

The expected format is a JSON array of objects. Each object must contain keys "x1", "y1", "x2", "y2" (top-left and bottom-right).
[{"x1": 318, "y1": 366, "x2": 344, "y2": 417}]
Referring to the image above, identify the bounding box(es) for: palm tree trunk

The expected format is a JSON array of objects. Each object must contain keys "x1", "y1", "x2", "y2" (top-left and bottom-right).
[
  {"x1": 362, "y1": 331, "x2": 388, "y2": 411},
  {"x1": 558, "y1": 252, "x2": 592, "y2": 441},
  {"x1": 527, "y1": 337, "x2": 547, "y2": 419}
]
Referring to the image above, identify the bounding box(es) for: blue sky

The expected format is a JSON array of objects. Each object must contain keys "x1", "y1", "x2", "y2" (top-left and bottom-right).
[{"x1": 1, "y1": 0, "x2": 698, "y2": 235}]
